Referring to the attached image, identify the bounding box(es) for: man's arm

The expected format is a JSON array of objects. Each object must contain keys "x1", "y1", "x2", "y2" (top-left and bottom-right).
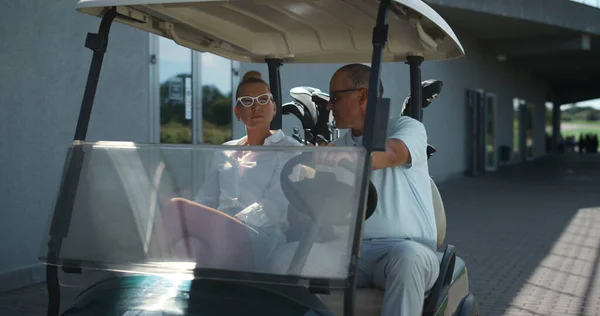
[
  {"x1": 371, "y1": 117, "x2": 427, "y2": 171},
  {"x1": 371, "y1": 138, "x2": 411, "y2": 170}
]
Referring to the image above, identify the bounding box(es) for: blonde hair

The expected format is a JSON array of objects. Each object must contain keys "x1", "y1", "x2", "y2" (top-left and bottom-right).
[
  {"x1": 242, "y1": 70, "x2": 262, "y2": 82},
  {"x1": 235, "y1": 77, "x2": 270, "y2": 100}
]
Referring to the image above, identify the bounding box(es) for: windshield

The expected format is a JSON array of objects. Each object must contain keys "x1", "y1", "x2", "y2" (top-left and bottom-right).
[{"x1": 39, "y1": 141, "x2": 368, "y2": 287}]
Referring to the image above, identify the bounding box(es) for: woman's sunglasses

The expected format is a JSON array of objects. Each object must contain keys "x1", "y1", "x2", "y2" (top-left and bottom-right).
[{"x1": 236, "y1": 93, "x2": 273, "y2": 107}]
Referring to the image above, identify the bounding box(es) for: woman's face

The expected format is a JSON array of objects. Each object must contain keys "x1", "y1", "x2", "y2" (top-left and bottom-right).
[{"x1": 234, "y1": 82, "x2": 276, "y2": 130}]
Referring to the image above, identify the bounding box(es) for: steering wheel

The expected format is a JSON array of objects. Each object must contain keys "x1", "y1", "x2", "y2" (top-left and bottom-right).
[
  {"x1": 281, "y1": 152, "x2": 377, "y2": 223},
  {"x1": 279, "y1": 151, "x2": 377, "y2": 275}
]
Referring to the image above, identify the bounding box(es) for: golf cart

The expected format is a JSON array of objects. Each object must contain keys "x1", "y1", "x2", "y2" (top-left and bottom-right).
[{"x1": 39, "y1": 0, "x2": 478, "y2": 315}]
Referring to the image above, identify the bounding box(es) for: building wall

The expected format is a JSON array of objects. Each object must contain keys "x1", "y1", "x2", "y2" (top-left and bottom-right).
[
  {"x1": 236, "y1": 28, "x2": 549, "y2": 182},
  {"x1": 0, "y1": 0, "x2": 149, "y2": 289}
]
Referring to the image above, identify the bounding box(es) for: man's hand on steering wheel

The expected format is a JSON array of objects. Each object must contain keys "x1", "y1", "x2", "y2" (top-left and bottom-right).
[{"x1": 314, "y1": 142, "x2": 358, "y2": 167}]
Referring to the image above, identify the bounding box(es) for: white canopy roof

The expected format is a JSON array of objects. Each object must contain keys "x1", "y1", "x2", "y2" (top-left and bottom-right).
[{"x1": 76, "y1": 0, "x2": 465, "y2": 63}]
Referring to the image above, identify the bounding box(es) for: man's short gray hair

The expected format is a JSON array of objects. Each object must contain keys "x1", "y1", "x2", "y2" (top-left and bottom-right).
[{"x1": 337, "y1": 63, "x2": 384, "y2": 97}]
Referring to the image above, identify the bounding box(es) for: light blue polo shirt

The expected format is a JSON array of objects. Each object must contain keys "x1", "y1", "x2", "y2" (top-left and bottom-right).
[{"x1": 334, "y1": 116, "x2": 437, "y2": 249}]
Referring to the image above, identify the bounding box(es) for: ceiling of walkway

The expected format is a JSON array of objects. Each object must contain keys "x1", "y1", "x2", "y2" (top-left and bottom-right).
[{"x1": 425, "y1": 0, "x2": 600, "y2": 104}]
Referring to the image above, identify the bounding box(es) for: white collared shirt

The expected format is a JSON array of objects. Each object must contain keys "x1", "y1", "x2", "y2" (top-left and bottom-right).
[
  {"x1": 194, "y1": 130, "x2": 303, "y2": 236},
  {"x1": 334, "y1": 116, "x2": 437, "y2": 249}
]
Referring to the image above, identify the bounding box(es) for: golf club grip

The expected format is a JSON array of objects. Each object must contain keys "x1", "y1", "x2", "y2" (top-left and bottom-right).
[{"x1": 315, "y1": 134, "x2": 329, "y2": 145}]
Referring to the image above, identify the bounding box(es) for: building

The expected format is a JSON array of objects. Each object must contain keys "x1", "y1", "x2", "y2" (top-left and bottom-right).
[{"x1": 1, "y1": 0, "x2": 599, "y2": 292}]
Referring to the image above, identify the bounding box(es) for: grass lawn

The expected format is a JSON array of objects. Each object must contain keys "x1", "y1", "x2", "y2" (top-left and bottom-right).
[
  {"x1": 160, "y1": 120, "x2": 232, "y2": 144},
  {"x1": 561, "y1": 120, "x2": 600, "y2": 138}
]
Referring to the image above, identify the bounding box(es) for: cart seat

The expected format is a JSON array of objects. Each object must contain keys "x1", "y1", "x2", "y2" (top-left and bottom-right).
[
  {"x1": 316, "y1": 178, "x2": 452, "y2": 315},
  {"x1": 318, "y1": 254, "x2": 467, "y2": 316}
]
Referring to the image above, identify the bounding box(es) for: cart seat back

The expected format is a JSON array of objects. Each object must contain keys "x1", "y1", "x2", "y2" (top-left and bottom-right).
[{"x1": 431, "y1": 177, "x2": 446, "y2": 249}]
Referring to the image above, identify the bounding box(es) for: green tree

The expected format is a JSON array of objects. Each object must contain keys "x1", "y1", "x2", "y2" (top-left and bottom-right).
[{"x1": 202, "y1": 85, "x2": 232, "y2": 127}]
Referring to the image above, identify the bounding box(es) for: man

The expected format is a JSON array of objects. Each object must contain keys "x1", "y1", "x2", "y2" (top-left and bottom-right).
[{"x1": 325, "y1": 64, "x2": 439, "y2": 316}]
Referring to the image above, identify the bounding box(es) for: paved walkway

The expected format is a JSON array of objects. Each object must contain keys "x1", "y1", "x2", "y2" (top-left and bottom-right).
[
  {"x1": 438, "y1": 153, "x2": 600, "y2": 316},
  {"x1": 1, "y1": 153, "x2": 599, "y2": 316}
]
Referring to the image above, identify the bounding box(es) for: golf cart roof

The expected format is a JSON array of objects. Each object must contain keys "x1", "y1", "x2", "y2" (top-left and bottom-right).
[{"x1": 76, "y1": 0, "x2": 465, "y2": 63}]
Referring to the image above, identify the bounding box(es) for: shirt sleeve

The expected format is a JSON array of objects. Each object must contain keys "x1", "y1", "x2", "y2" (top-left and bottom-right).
[
  {"x1": 193, "y1": 151, "x2": 223, "y2": 208},
  {"x1": 233, "y1": 150, "x2": 303, "y2": 235},
  {"x1": 387, "y1": 117, "x2": 428, "y2": 168}
]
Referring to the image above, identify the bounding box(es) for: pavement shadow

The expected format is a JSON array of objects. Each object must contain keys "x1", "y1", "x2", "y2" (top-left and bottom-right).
[{"x1": 437, "y1": 153, "x2": 600, "y2": 316}]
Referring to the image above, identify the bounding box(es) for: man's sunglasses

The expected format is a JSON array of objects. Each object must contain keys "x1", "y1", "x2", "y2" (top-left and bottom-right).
[
  {"x1": 236, "y1": 93, "x2": 273, "y2": 107},
  {"x1": 329, "y1": 88, "x2": 365, "y2": 104}
]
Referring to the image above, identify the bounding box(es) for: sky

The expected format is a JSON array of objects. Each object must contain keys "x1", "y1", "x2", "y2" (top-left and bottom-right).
[
  {"x1": 573, "y1": 99, "x2": 600, "y2": 110},
  {"x1": 552, "y1": 98, "x2": 600, "y2": 111},
  {"x1": 569, "y1": 0, "x2": 600, "y2": 8},
  {"x1": 159, "y1": 37, "x2": 232, "y2": 94}
]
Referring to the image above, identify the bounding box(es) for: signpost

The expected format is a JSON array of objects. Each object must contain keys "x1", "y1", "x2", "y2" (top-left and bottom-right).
[
  {"x1": 168, "y1": 77, "x2": 183, "y2": 101},
  {"x1": 185, "y1": 77, "x2": 192, "y2": 120}
]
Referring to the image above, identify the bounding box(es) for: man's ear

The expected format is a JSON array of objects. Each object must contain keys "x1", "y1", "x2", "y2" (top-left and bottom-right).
[
  {"x1": 233, "y1": 106, "x2": 240, "y2": 120},
  {"x1": 272, "y1": 101, "x2": 277, "y2": 116},
  {"x1": 359, "y1": 88, "x2": 369, "y2": 110}
]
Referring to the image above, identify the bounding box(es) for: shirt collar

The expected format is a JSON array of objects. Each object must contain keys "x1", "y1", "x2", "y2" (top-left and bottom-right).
[
  {"x1": 264, "y1": 130, "x2": 285, "y2": 145},
  {"x1": 235, "y1": 129, "x2": 285, "y2": 146},
  {"x1": 350, "y1": 131, "x2": 363, "y2": 147}
]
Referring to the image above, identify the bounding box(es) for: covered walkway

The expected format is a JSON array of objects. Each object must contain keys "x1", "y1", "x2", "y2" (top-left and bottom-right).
[
  {"x1": 1, "y1": 153, "x2": 599, "y2": 316},
  {"x1": 439, "y1": 153, "x2": 600, "y2": 315}
]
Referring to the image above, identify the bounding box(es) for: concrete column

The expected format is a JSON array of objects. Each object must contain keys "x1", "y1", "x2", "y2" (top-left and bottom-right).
[{"x1": 552, "y1": 103, "x2": 561, "y2": 153}]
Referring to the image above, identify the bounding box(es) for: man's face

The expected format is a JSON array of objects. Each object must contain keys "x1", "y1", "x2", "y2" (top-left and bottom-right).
[{"x1": 326, "y1": 71, "x2": 367, "y2": 130}]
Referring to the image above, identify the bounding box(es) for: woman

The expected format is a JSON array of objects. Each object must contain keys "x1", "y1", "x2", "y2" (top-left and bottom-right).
[
  {"x1": 241, "y1": 69, "x2": 263, "y2": 82},
  {"x1": 151, "y1": 75, "x2": 303, "y2": 272}
]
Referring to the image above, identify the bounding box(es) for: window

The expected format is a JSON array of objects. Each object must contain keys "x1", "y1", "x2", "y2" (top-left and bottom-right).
[
  {"x1": 200, "y1": 53, "x2": 233, "y2": 145},
  {"x1": 152, "y1": 35, "x2": 233, "y2": 145},
  {"x1": 158, "y1": 38, "x2": 193, "y2": 144}
]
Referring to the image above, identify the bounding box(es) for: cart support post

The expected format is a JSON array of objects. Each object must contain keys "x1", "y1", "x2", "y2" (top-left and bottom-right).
[
  {"x1": 266, "y1": 58, "x2": 283, "y2": 130},
  {"x1": 45, "y1": 7, "x2": 118, "y2": 316},
  {"x1": 406, "y1": 56, "x2": 424, "y2": 122},
  {"x1": 345, "y1": 0, "x2": 391, "y2": 315},
  {"x1": 75, "y1": 8, "x2": 118, "y2": 139}
]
